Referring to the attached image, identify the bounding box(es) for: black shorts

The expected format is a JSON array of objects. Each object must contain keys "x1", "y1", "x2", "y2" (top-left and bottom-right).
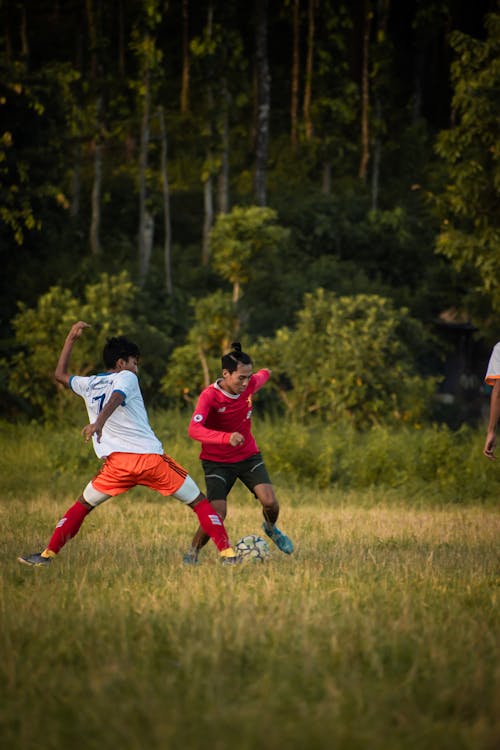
[{"x1": 202, "y1": 452, "x2": 271, "y2": 501}]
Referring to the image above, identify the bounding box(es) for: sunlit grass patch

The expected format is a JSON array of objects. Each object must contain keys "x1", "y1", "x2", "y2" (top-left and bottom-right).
[{"x1": 1, "y1": 498, "x2": 498, "y2": 750}]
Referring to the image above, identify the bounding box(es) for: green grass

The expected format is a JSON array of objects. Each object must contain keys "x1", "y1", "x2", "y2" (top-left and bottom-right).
[{"x1": 1, "y1": 494, "x2": 498, "y2": 750}]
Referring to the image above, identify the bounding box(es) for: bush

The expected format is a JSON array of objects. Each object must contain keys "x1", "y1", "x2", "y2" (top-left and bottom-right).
[{"x1": 254, "y1": 290, "x2": 438, "y2": 427}]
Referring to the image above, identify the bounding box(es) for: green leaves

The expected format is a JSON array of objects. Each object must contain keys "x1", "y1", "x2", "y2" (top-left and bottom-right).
[
  {"x1": 210, "y1": 206, "x2": 290, "y2": 302},
  {"x1": 7, "y1": 271, "x2": 164, "y2": 419},
  {"x1": 434, "y1": 12, "x2": 500, "y2": 314},
  {"x1": 255, "y1": 290, "x2": 437, "y2": 427}
]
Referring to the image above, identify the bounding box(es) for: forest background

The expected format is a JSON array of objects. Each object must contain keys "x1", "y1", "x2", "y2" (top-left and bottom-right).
[{"x1": 1, "y1": 0, "x2": 499, "y2": 431}]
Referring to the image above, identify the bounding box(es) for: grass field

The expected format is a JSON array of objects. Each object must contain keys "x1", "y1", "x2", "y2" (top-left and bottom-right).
[{"x1": 1, "y1": 489, "x2": 498, "y2": 750}]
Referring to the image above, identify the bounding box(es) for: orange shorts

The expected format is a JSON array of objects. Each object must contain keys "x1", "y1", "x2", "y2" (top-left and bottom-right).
[{"x1": 89, "y1": 452, "x2": 190, "y2": 500}]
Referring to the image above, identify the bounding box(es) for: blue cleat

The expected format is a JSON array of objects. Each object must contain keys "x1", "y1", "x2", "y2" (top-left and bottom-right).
[{"x1": 262, "y1": 523, "x2": 294, "y2": 555}]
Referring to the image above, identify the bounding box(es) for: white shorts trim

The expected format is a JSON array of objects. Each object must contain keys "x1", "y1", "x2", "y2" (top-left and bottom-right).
[{"x1": 172, "y1": 475, "x2": 200, "y2": 504}]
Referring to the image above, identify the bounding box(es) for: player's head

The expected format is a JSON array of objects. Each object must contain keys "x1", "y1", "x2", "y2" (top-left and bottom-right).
[
  {"x1": 221, "y1": 342, "x2": 252, "y2": 374},
  {"x1": 221, "y1": 343, "x2": 253, "y2": 395},
  {"x1": 103, "y1": 336, "x2": 141, "y2": 369}
]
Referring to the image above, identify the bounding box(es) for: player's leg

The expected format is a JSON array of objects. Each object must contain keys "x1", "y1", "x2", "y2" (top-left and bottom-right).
[
  {"x1": 184, "y1": 499, "x2": 227, "y2": 560},
  {"x1": 142, "y1": 454, "x2": 239, "y2": 564},
  {"x1": 182, "y1": 460, "x2": 236, "y2": 564},
  {"x1": 17, "y1": 489, "x2": 107, "y2": 566},
  {"x1": 241, "y1": 454, "x2": 294, "y2": 555},
  {"x1": 254, "y1": 483, "x2": 294, "y2": 555},
  {"x1": 18, "y1": 454, "x2": 128, "y2": 567}
]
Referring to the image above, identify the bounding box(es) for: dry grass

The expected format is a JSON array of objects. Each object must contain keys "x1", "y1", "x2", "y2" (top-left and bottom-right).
[{"x1": 1, "y1": 493, "x2": 498, "y2": 750}]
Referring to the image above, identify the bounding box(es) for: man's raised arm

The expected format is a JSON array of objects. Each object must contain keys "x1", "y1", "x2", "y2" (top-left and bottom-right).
[{"x1": 54, "y1": 321, "x2": 91, "y2": 387}]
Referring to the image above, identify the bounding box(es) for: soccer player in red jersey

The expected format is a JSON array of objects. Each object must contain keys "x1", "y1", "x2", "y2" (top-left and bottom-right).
[
  {"x1": 184, "y1": 342, "x2": 294, "y2": 564},
  {"x1": 18, "y1": 321, "x2": 239, "y2": 567}
]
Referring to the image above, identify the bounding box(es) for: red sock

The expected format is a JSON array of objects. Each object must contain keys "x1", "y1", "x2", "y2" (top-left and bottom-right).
[
  {"x1": 46, "y1": 501, "x2": 91, "y2": 554},
  {"x1": 193, "y1": 499, "x2": 230, "y2": 551}
]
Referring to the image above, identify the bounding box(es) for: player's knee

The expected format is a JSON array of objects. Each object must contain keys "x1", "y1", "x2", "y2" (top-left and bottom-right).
[
  {"x1": 77, "y1": 495, "x2": 94, "y2": 511},
  {"x1": 188, "y1": 492, "x2": 205, "y2": 508},
  {"x1": 258, "y1": 490, "x2": 278, "y2": 510}
]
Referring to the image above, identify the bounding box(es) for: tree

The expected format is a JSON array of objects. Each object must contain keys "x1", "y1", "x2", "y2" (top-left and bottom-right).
[
  {"x1": 210, "y1": 206, "x2": 289, "y2": 305},
  {"x1": 9, "y1": 272, "x2": 135, "y2": 418},
  {"x1": 158, "y1": 106, "x2": 173, "y2": 295},
  {"x1": 434, "y1": 12, "x2": 500, "y2": 316},
  {"x1": 303, "y1": 0, "x2": 316, "y2": 140},
  {"x1": 290, "y1": 0, "x2": 300, "y2": 150},
  {"x1": 358, "y1": 0, "x2": 373, "y2": 182},
  {"x1": 255, "y1": 289, "x2": 437, "y2": 426},
  {"x1": 190, "y1": 5, "x2": 247, "y2": 262},
  {"x1": 254, "y1": 0, "x2": 270, "y2": 206},
  {"x1": 130, "y1": 0, "x2": 164, "y2": 285},
  {"x1": 308, "y1": 0, "x2": 358, "y2": 191},
  {"x1": 8, "y1": 270, "x2": 169, "y2": 419},
  {"x1": 160, "y1": 290, "x2": 238, "y2": 402}
]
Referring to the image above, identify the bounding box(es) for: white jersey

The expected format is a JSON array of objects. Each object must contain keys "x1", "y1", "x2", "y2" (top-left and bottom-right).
[
  {"x1": 70, "y1": 369, "x2": 163, "y2": 458},
  {"x1": 485, "y1": 342, "x2": 500, "y2": 386}
]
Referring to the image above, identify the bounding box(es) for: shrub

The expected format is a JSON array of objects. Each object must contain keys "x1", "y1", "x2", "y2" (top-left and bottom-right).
[{"x1": 254, "y1": 290, "x2": 438, "y2": 427}]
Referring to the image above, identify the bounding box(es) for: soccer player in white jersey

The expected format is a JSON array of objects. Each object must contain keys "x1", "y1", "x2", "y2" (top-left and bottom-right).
[
  {"x1": 183, "y1": 342, "x2": 293, "y2": 564},
  {"x1": 483, "y1": 341, "x2": 500, "y2": 459},
  {"x1": 18, "y1": 321, "x2": 239, "y2": 566}
]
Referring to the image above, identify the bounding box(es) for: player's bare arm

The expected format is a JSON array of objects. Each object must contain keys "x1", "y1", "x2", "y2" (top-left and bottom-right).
[
  {"x1": 484, "y1": 380, "x2": 500, "y2": 460},
  {"x1": 54, "y1": 321, "x2": 92, "y2": 387},
  {"x1": 82, "y1": 390, "x2": 124, "y2": 443}
]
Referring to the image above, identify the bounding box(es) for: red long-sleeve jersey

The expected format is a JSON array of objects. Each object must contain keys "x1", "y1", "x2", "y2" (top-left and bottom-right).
[{"x1": 188, "y1": 369, "x2": 270, "y2": 462}]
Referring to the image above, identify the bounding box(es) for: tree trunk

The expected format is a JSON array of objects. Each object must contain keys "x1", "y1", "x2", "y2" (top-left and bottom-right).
[
  {"x1": 198, "y1": 348, "x2": 211, "y2": 389},
  {"x1": 303, "y1": 0, "x2": 314, "y2": 140},
  {"x1": 254, "y1": 0, "x2": 270, "y2": 207},
  {"x1": 322, "y1": 161, "x2": 331, "y2": 194},
  {"x1": 201, "y1": 1, "x2": 214, "y2": 265},
  {"x1": 232, "y1": 279, "x2": 241, "y2": 305},
  {"x1": 217, "y1": 78, "x2": 230, "y2": 215},
  {"x1": 118, "y1": 0, "x2": 125, "y2": 77},
  {"x1": 370, "y1": 0, "x2": 390, "y2": 209},
  {"x1": 90, "y1": 132, "x2": 102, "y2": 256},
  {"x1": 85, "y1": 0, "x2": 98, "y2": 79},
  {"x1": 291, "y1": 0, "x2": 300, "y2": 150},
  {"x1": 180, "y1": 0, "x2": 190, "y2": 115},
  {"x1": 371, "y1": 100, "x2": 381, "y2": 211},
  {"x1": 138, "y1": 59, "x2": 153, "y2": 284},
  {"x1": 202, "y1": 163, "x2": 214, "y2": 266},
  {"x1": 358, "y1": 0, "x2": 372, "y2": 182},
  {"x1": 70, "y1": 154, "x2": 82, "y2": 219},
  {"x1": 20, "y1": 4, "x2": 29, "y2": 60},
  {"x1": 158, "y1": 107, "x2": 173, "y2": 295},
  {"x1": 86, "y1": 0, "x2": 103, "y2": 254}
]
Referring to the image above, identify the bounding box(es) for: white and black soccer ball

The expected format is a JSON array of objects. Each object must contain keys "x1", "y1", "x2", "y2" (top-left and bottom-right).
[{"x1": 235, "y1": 534, "x2": 271, "y2": 563}]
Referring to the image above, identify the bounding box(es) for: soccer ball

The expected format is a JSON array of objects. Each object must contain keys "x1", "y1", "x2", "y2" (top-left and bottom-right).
[{"x1": 235, "y1": 534, "x2": 271, "y2": 563}]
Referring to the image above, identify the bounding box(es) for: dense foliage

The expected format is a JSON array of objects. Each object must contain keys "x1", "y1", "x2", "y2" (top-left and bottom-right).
[{"x1": 0, "y1": 1, "x2": 498, "y2": 424}]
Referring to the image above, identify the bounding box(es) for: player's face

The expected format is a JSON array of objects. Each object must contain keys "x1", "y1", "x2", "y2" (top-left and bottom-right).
[
  {"x1": 120, "y1": 356, "x2": 139, "y2": 374},
  {"x1": 222, "y1": 363, "x2": 253, "y2": 395}
]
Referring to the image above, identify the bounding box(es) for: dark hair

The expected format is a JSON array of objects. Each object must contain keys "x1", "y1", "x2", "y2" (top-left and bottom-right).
[
  {"x1": 103, "y1": 336, "x2": 140, "y2": 369},
  {"x1": 221, "y1": 342, "x2": 252, "y2": 373}
]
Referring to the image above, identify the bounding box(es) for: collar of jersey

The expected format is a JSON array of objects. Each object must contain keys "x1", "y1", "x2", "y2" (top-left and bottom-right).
[{"x1": 214, "y1": 379, "x2": 240, "y2": 399}]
